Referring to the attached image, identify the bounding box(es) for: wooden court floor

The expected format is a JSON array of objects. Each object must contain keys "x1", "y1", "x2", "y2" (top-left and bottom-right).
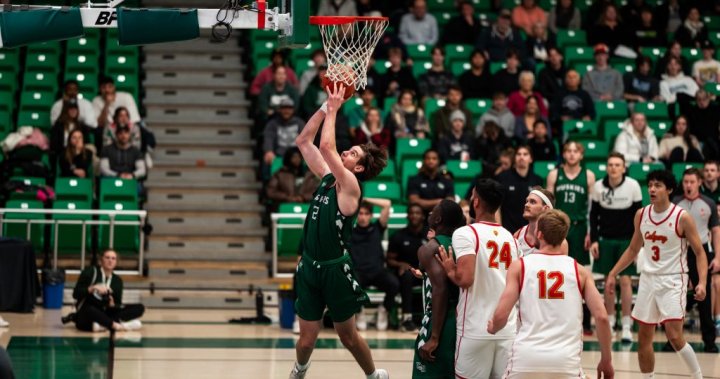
[{"x1": 1, "y1": 308, "x2": 718, "y2": 379}]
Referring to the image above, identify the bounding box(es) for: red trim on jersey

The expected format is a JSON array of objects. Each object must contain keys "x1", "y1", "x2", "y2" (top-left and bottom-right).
[
  {"x1": 574, "y1": 261, "x2": 583, "y2": 297},
  {"x1": 648, "y1": 204, "x2": 677, "y2": 226},
  {"x1": 519, "y1": 258, "x2": 525, "y2": 294},
  {"x1": 257, "y1": 0, "x2": 266, "y2": 29},
  {"x1": 469, "y1": 225, "x2": 480, "y2": 254},
  {"x1": 455, "y1": 373, "x2": 469, "y2": 379},
  {"x1": 454, "y1": 336, "x2": 464, "y2": 368},
  {"x1": 659, "y1": 317, "x2": 685, "y2": 325},
  {"x1": 680, "y1": 240, "x2": 688, "y2": 273},
  {"x1": 674, "y1": 208, "x2": 684, "y2": 238},
  {"x1": 523, "y1": 225, "x2": 533, "y2": 246},
  {"x1": 477, "y1": 221, "x2": 501, "y2": 227},
  {"x1": 631, "y1": 315, "x2": 657, "y2": 326}
]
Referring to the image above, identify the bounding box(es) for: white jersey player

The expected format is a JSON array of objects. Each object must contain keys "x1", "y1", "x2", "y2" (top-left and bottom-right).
[
  {"x1": 489, "y1": 210, "x2": 614, "y2": 379},
  {"x1": 514, "y1": 187, "x2": 556, "y2": 257},
  {"x1": 437, "y1": 178, "x2": 519, "y2": 379},
  {"x1": 608, "y1": 170, "x2": 710, "y2": 379}
]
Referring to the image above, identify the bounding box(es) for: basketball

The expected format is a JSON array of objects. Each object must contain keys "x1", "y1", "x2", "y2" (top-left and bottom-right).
[{"x1": 320, "y1": 65, "x2": 356, "y2": 100}]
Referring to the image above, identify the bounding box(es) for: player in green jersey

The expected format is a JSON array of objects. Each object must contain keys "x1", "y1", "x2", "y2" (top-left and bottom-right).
[
  {"x1": 290, "y1": 84, "x2": 389, "y2": 379},
  {"x1": 411, "y1": 200, "x2": 466, "y2": 379}
]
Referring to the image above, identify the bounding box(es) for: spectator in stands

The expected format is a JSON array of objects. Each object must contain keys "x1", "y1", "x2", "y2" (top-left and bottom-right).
[
  {"x1": 550, "y1": 69, "x2": 596, "y2": 127},
  {"x1": 356, "y1": 0, "x2": 381, "y2": 16},
  {"x1": 514, "y1": 95, "x2": 551, "y2": 142},
  {"x1": 389, "y1": 90, "x2": 430, "y2": 140},
  {"x1": 527, "y1": 119, "x2": 557, "y2": 161},
  {"x1": 398, "y1": 0, "x2": 438, "y2": 46},
  {"x1": 440, "y1": 0, "x2": 481, "y2": 46},
  {"x1": 407, "y1": 149, "x2": 455, "y2": 215},
  {"x1": 350, "y1": 199, "x2": 397, "y2": 331},
  {"x1": 298, "y1": 49, "x2": 326, "y2": 95},
  {"x1": 548, "y1": 0, "x2": 581, "y2": 34},
  {"x1": 632, "y1": 6, "x2": 665, "y2": 49},
  {"x1": 93, "y1": 76, "x2": 140, "y2": 129},
  {"x1": 432, "y1": 85, "x2": 472, "y2": 139},
  {"x1": 263, "y1": 98, "x2": 305, "y2": 170},
  {"x1": 508, "y1": 71, "x2": 549, "y2": 117},
  {"x1": 674, "y1": 6, "x2": 708, "y2": 49},
  {"x1": 250, "y1": 49, "x2": 298, "y2": 97},
  {"x1": 347, "y1": 88, "x2": 377, "y2": 129},
  {"x1": 51, "y1": 80, "x2": 97, "y2": 128},
  {"x1": 353, "y1": 108, "x2": 392, "y2": 150},
  {"x1": 417, "y1": 46, "x2": 456, "y2": 99},
  {"x1": 59, "y1": 129, "x2": 96, "y2": 178},
  {"x1": 379, "y1": 47, "x2": 417, "y2": 102},
  {"x1": 300, "y1": 65, "x2": 329, "y2": 119},
  {"x1": 693, "y1": 40, "x2": 720, "y2": 86},
  {"x1": 702, "y1": 161, "x2": 720, "y2": 203},
  {"x1": 658, "y1": 115, "x2": 704, "y2": 165},
  {"x1": 588, "y1": 3, "x2": 632, "y2": 56},
  {"x1": 655, "y1": 41, "x2": 691, "y2": 77},
  {"x1": 265, "y1": 148, "x2": 318, "y2": 210},
  {"x1": 437, "y1": 110, "x2": 475, "y2": 163},
  {"x1": 524, "y1": 22, "x2": 554, "y2": 69},
  {"x1": 582, "y1": 44, "x2": 624, "y2": 101},
  {"x1": 373, "y1": 28, "x2": 410, "y2": 61},
  {"x1": 613, "y1": 112, "x2": 659, "y2": 163},
  {"x1": 477, "y1": 9, "x2": 526, "y2": 63},
  {"x1": 458, "y1": 49, "x2": 494, "y2": 100},
  {"x1": 50, "y1": 100, "x2": 91, "y2": 164},
  {"x1": 387, "y1": 203, "x2": 427, "y2": 332},
  {"x1": 365, "y1": 57, "x2": 382, "y2": 93},
  {"x1": 538, "y1": 47, "x2": 567, "y2": 102},
  {"x1": 317, "y1": 0, "x2": 357, "y2": 16},
  {"x1": 620, "y1": 0, "x2": 648, "y2": 26},
  {"x1": 585, "y1": 0, "x2": 613, "y2": 27},
  {"x1": 102, "y1": 107, "x2": 141, "y2": 151},
  {"x1": 492, "y1": 49, "x2": 522, "y2": 95},
  {"x1": 623, "y1": 55, "x2": 661, "y2": 107},
  {"x1": 477, "y1": 91, "x2": 515, "y2": 138},
  {"x1": 512, "y1": 0, "x2": 547, "y2": 35},
  {"x1": 100, "y1": 125, "x2": 146, "y2": 179},
  {"x1": 660, "y1": 56, "x2": 699, "y2": 117},
  {"x1": 257, "y1": 66, "x2": 300, "y2": 124},
  {"x1": 476, "y1": 121, "x2": 513, "y2": 177},
  {"x1": 496, "y1": 145, "x2": 543, "y2": 232},
  {"x1": 687, "y1": 89, "x2": 720, "y2": 160}
]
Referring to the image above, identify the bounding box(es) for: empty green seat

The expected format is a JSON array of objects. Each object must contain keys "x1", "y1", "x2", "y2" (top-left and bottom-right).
[
  {"x1": 0, "y1": 91, "x2": 15, "y2": 113},
  {"x1": 704, "y1": 81, "x2": 720, "y2": 96},
  {"x1": 0, "y1": 71, "x2": 17, "y2": 93},
  {"x1": 364, "y1": 181, "x2": 402, "y2": 203},
  {"x1": 412, "y1": 61, "x2": 433, "y2": 78},
  {"x1": 407, "y1": 44, "x2": 432, "y2": 60},
  {"x1": 628, "y1": 162, "x2": 665, "y2": 182},
  {"x1": 376, "y1": 159, "x2": 396, "y2": 181},
  {"x1": 612, "y1": 63, "x2": 634, "y2": 74},
  {"x1": 396, "y1": 138, "x2": 432, "y2": 166},
  {"x1": 66, "y1": 35, "x2": 100, "y2": 54},
  {"x1": 27, "y1": 41, "x2": 62, "y2": 55},
  {"x1": 585, "y1": 161, "x2": 608, "y2": 178},
  {"x1": 55, "y1": 178, "x2": 93, "y2": 203},
  {"x1": 100, "y1": 178, "x2": 138, "y2": 203},
  {"x1": 672, "y1": 162, "x2": 704, "y2": 180},
  {"x1": 454, "y1": 180, "x2": 472, "y2": 199},
  {"x1": 634, "y1": 101, "x2": 668, "y2": 120},
  {"x1": 277, "y1": 203, "x2": 309, "y2": 257},
  {"x1": 374, "y1": 60, "x2": 390, "y2": 75},
  {"x1": 681, "y1": 48, "x2": 701, "y2": 66},
  {"x1": 3, "y1": 199, "x2": 45, "y2": 253},
  {"x1": 20, "y1": 90, "x2": 55, "y2": 111},
  {"x1": 641, "y1": 185, "x2": 650, "y2": 206},
  {"x1": 647, "y1": 120, "x2": 671, "y2": 136},
  {"x1": 639, "y1": 47, "x2": 666, "y2": 62},
  {"x1": 563, "y1": 120, "x2": 598, "y2": 138},
  {"x1": 98, "y1": 200, "x2": 140, "y2": 254},
  {"x1": 582, "y1": 139, "x2": 610, "y2": 161},
  {"x1": 105, "y1": 72, "x2": 139, "y2": 102},
  {"x1": 451, "y1": 61, "x2": 471, "y2": 76},
  {"x1": 65, "y1": 52, "x2": 100, "y2": 75},
  {"x1": 594, "y1": 100, "x2": 629, "y2": 124},
  {"x1": 534, "y1": 161, "x2": 557, "y2": 180},
  {"x1": 556, "y1": 29, "x2": 587, "y2": 49},
  {"x1": 401, "y1": 159, "x2": 423, "y2": 195},
  {"x1": 427, "y1": 0, "x2": 455, "y2": 11},
  {"x1": 0, "y1": 49, "x2": 20, "y2": 72},
  {"x1": 445, "y1": 44, "x2": 473, "y2": 63},
  {"x1": 22, "y1": 71, "x2": 59, "y2": 92},
  {"x1": 25, "y1": 52, "x2": 60, "y2": 73},
  {"x1": 490, "y1": 62, "x2": 506, "y2": 74},
  {"x1": 52, "y1": 200, "x2": 92, "y2": 256},
  {"x1": 16, "y1": 110, "x2": 51, "y2": 129},
  {"x1": 446, "y1": 160, "x2": 481, "y2": 181},
  {"x1": 426, "y1": 98, "x2": 446, "y2": 133},
  {"x1": 603, "y1": 120, "x2": 625, "y2": 141},
  {"x1": 565, "y1": 46, "x2": 594, "y2": 67},
  {"x1": 105, "y1": 52, "x2": 139, "y2": 75}
]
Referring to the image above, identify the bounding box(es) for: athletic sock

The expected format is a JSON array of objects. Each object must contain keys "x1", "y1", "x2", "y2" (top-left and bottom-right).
[
  {"x1": 641, "y1": 373, "x2": 654, "y2": 379},
  {"x1": 622, "y1": 316, "x2": 632, "y2": 330},
  {"x1": 296, "y1": 361, "x2": 310, "y2": 371},
  {"x1": 366, "y1": 370, "x2": 378, "y2": 379},
  {"x1": 676, "y1": 343, "x2": 702, "y2": 378},
  {"x1": 608, "y1": 315, "x2": 616, "y2": 329}
]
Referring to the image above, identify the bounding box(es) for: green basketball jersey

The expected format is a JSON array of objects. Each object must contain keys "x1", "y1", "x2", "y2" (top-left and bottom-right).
[
  {"x1": 555, "y1": 167, "x2": 588, "y2": 221},
  {"x1": 419, "y1": 235, "x2": 459, "y2": 346},
  {"x1": 301, "y1": 174, "x2": 357, "y2": 261}
]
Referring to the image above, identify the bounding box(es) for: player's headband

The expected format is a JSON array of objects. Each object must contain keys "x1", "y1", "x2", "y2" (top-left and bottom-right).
[{"x1": 530, "y1": 190, "x2": 553, "y2": 209}]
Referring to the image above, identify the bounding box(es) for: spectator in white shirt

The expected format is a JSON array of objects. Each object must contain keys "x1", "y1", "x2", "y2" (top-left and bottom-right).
[
  {"x1": 613, "y1": 112, "x2": 659, "y2": 164},
  {"x1": 50, "y1": 80, "x2": 98, "y2": 128},
  {"x1": 93, "y1": 76, "x2": 141, "y2": 129},
  {"x1": 399, "y1": 0, "x2": 438, "y2": 46},
  {"x1": 692, "y1": 40, "x2": 720, "y2": 86}
]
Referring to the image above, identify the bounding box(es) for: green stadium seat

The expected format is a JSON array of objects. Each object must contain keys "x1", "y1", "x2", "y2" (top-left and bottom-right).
[
  {"x1": 634, "y1": 101, "x2": 668, "y2": 120},
  {"x1": 425, "y1": 98, "x2": 445, "y2": 134},
  {"x1": 711, "y1": 32, "x2": 720, "y2": 48},
  {"x1": 445, "y1": 44, "x2": 473, "y2": 63},
  {"x1": 27, "y1": 41, "x2": 61, "y2": 55},
  {"x1": 563, "y1": 120, "x2": 598, "y2": 139},
  {"x1": 490, "y1": 62, "x2": 506, "y2": 74},
  {"x1": 703, "y1": 15, "x2": 720, "y2": 31},
  {"x1": 65, "y1": 71, "x2": 98, "y2": 100},
  {"x1": 427, "y1": 0, "x2": 455, "y2": 11},
  {"x1": 52, "y1": 200, "x2": 92, "y2": 256},
  {"x1": 384, "y1": 97, "x2": 398, "y2": 113},
  {"x1": 0, "y1": 49, "x2": 20, "y2": 72},
  {"x1": 386, "y1": 204, "x2": 408, "y2": 234},
  {"x1": 106, "y1": 72, "x2": 139, "y2": 102},
  {"x1": 293, "y1": 59, "x2": 314, "y2": 78},
  {"x1": 0, "y1": 71, "x2": 17, "y2": 93},
  {"x1": 98, "y1": 200, "x2": 140, "y2": 254},
  {"x1": 582, "y1": 139, "x2": 610, "y2": 161},
  {"x1": 100, "y1": 178, "x2": 138, "y2": 203},
  {"x1": 4, "y1": 199, "x2": 45, "y2": 253},
  {"x1": 401, "y1": 159, "x2": 423, "y2": 195},
  {"x1": 612, "y1": 62, "x2": 634, "y2": 74},
  {"x1": 55, "y1": 178, "x2": 93, "y2": 203},
  {"x1": 16, "y1": 110, "x2": 51, "y2": 129},
  {"x1": 647, "y1": 120, "x2": 671, "y2": 136},
  {"x1": 66, "y1": 36, "x2": 100, "y2": 55},
  {"x1": 364, "y1": 181, "x2": 402, "y2": 203},
  {"x1": 446, "y1": 160, "x2": 481, "y2": 181},
  {"x1": 565, "y1": 46, "x2": 594, "y2": 67},
  {"x1": 585, "y1": 161, "x2": 608, "y2": 178},
  {"x1": 641, "y1": 185, "x2": 650, "y2": 206},
  {"x1": 0, "y1": 91, "x2": 14, "y2": 113},
  {"x1": 289, "y1": 41, "x2": 321, "y2": 64},
  {"x1": 270, "y1": 157, "x2": 283, "y2": 176},
  {"x1": 556, "y1": 29, "x2": 587, "y2": 49},
  {"x1": 603, "y1": 120, "x2": 625, "y2": 141},
  {"x1": 412, "y1": 61, "x2": 433, "y2": 78},
  {"x1": 682, "y1": 48, "x2": 702, "y2": 66},
  {"x1": 105, "y1": 38, "x2": 140, "y2": 59},
  {"x1": 572, "y1": 62, "x2": 594, "y2": 77},
  {"x1": 672, "y1": 162, "x2": 704, "y2": 180},
  {"x1": 628, "y1": 162, "x2": 665, "y2": 182},
  {"x1": 465, "y1": 98, "x2": 491, "y2": 123},
  {"x1": 407, "y1": 44, "x2": 432, "y2": 60},
  {"x1": 105, "y1": 52, "x2": 140, "y2": 75},
  {"x1": 451, "y1": 61, "x2": 471, "y2": 76},
  {"x1": 477, "y1": 12, "x2": 497, "y2": 23},
  {"x1": 20, "y1": 90, "x2": 55, "y2": 111},
  {"x1": 374, "y1": 60, "x2": 391, "y2": 75},
  {"x1": 433, "y1": 12, "x2": 453, "y2": 27},
  {"x1": 639, "y1": 47, "x2": 666, "y2": 63},
  {"x1": 396, "y1": 138, "x2": 432, "y2": 165},
  {"x1": 454, "y1": 180, "x2": 472, "y2": 199},
  {"x1": 277, "y1": 202, "x2": 308, "y2": 257},
  {"x1": 65, "y1": 52, "x2": 100, "y2": 75},
  {"x1": 22, "y1": 71, "x2": 59, "y2": 93},
  {"x1": 0, "y1": 110, "x2": 12, "y2": 136},
  {"x1": 534, "y1": 161, "x2": 557, "y2": 180},
  {"x1": 594, "y1": 100, "x2": 629, "y2": 124},
  {"x1": 704, "y1": 81, "x2": 720, "y2": 96},
  {"x1": 25, "y1": 52, "x2": 60, "y2": 73},
  {"x1": 376, "y1": 159, "x2": 396, "y2": 181}
]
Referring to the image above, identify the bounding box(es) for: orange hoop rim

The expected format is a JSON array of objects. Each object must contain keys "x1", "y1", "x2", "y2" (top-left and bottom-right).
[{"x1": 309, "y1": 16, "x2": 389, "y2": 25}]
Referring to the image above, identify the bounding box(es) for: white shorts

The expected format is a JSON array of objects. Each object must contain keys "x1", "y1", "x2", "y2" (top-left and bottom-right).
[
  {"x1": 504, "y1": 372, "x2": 584, "y2": 379},
  {"x1": 455, "y1": 337, "x2": 513, "y2": 379},
  {"x1": 631, "y1": 273, "x2": 688, "y2": 325}
]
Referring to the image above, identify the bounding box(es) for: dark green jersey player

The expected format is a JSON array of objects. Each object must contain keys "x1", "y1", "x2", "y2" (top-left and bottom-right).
[
  {"x1": 290, "y1": 86, "x2": 389, "y2": 379},
  {"x1": 547, "y1": 141, "x2": 596, "y2": 266},
  {"x1": 412, "y1": 200, "x2": 466, "y2": 379}
]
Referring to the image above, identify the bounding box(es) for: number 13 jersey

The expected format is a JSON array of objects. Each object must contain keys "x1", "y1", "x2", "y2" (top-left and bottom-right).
[
  {"x1": 452, "y1": 221, "x2": 519, "y2": 340},
  {"x1": 638, "y1": 204, "x2": 688, "y2": 275}
]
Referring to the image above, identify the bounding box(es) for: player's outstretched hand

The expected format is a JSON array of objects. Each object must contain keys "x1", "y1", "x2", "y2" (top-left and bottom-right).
[
  {"x1": 325, "y1": 82, "x2": 346, "y2": 114},
  {"x1": 418, "y1": 337, "x2": 438, "y2": 362},
  {"x1": 435, "y1": 245, "x2": 456, "y2": 274},
  {"x1": 694, "y1": 283, "x2": 707, "y2": 301},
  {"x1": 597, "y1": 358, "x2": 614, "y2": 379}
]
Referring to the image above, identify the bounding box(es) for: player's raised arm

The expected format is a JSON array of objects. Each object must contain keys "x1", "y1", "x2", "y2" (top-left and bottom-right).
[
  {"x1": 488, "y1": 259, "x2": 522, "y2": 334},
  {"x1": 679, "y1": 212, "x2": 709, "y2": 301},
  {"x1": 579, "y1": 265, "x2": 614, "y2": 378},
  {"x1": 295, "y1": 105, "x2": 330, "y2": 178}
]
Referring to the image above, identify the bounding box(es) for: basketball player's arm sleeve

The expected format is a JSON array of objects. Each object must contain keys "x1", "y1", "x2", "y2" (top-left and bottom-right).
[
  {"x1": 295, "y1": 110, "x2": 330, "y2": 178},
  {"x1": 451, "y1": 228, "x2": 477, "y2": 288},
  {"x1": 419, "y1": 243, "x2": 449, "y2": 343},
  {"x1": 489, "y1": 260, "x2": 521, "y2": 334}
]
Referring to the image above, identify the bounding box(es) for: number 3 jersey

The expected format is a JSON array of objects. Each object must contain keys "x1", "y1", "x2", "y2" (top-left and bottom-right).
[
  {"x1": 638, "y1": 204, "x2": 688, "y2": 275},
  {"x1": 452, "y1": 221, "x2": 519, "y2": 340},
  {"x1": 509, "y1": 254, "x2": 583, "y2": 375}
]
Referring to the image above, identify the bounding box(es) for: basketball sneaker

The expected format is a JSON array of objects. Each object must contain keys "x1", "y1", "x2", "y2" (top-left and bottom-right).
[
  {"x1": 621, "y1": 328, "x2": 633, "y2": 343},
  {"x1": 376, "y1": 306, "x2": 388, "y2": 331},
  {"x1": 369, "y1": 369, "x2": 389, "y2": 379},
  {"x1": 0, "y1": 317, "x2": 8, "y2": 327},
  {"x1": 121, "y1": 320, "x2": 142, "y2": 331},
  {"x1": 289, "y1": 362, "x2": 309, "y2": 379}
]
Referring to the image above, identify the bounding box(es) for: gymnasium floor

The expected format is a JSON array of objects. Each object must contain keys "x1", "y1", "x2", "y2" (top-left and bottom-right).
[{"x1": 1, "y1": 308, "x2": 718, "y2": 379}]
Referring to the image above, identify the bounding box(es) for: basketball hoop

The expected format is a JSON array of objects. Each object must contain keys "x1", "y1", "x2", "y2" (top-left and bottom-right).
[{"x1": 310, "y1": 16, "x2": 388, "y2": 91}]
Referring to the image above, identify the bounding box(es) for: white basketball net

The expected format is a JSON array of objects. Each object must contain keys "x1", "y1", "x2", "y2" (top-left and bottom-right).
[{"x1": 317, "y1": 18, "x2": 388, "y2": 90}]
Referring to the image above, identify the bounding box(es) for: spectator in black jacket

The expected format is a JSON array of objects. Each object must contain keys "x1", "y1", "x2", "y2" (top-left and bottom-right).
[
  {"x1": 550, "y1": 69, "x2": 596, "y2": 132},
  {"x1": 263, "y1": 99, "x2": 305, "y2": 172},
  {"x1": 537, "y1": 47, "x2": 567, "y2": 101},
  {"x1": 476, "y1": 121, "x2": 513, "y2": 176},
  {"x1": 476, "y1": 9, "x2": 526, "y2": 63},
  {"x1": 437, "y1": 110, "x2": 476, "y2": 163},
  {"x1": 440, "y1": 1, "x2": 482, "y2": 46},
  {"x1": 686, "y1": 89, "x2": 720, "y2": 160},
  {"x1": 633, "y1": 6, "x2": 666, "y2": 49},
  {"x1": 674, "y1": 6, "x2": 709, "y2": 49},
  {"x1": 378, "y1": 47, "x2": 417, "y2": 102},
  {"x1": 588, "y1": 3, "x2": 633, "y2": 56},
  {"x1": 623, "y1": 55, "x2": 661, "y2": 107},
  {"x1": 407, "y1": 149, "x2": 455, "y2": 215},
  {"x1": 59, "y1": 129, "x2": 95, "y2": 178},
  {"x1": 458, "y1": 49, "x2": 494, "y2": 99},
  {"x1": 417, "y1": 46, "x2": 457, "y2": 100},
  {"x1": 492, "y1": 49, "x2": 522, "y2": 95}
]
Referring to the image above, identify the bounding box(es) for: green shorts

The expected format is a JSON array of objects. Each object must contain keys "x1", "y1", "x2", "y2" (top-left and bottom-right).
[
  {"x1": 412, "y1": 311, "x2": 456, "y2": 379},
  {"x1": 593, "y1": 238, "x2": 637, "y2": 276},
  {"x1": 567, "y1": 220, "x2": 590, "y2": 265},
  {"x1": 295, "y1": 254, "x2": 369, "y2": 323}
]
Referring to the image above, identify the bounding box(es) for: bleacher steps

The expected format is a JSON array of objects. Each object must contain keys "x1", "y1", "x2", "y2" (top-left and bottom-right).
[
  {"x1": 146, "y1": 166, "x2": 258, "y2": 188},
  {"x1": 145, "y1": 88, "x2": 248, "y2": 107},
  {"x1": 140, "y1": 289, "x2": 274, "y2": 310},
  {"x1": 144, "y1": 52, "x2": 244, "y2": 71},
  {"x1": 152, "y1": 124, "x2": 253, "y2": 146},
  {"x1": 148, "y1": 236, "x2": 267, "y2": 261},
  {"x1": 142, "y1": 38, "x2": 242, "y2": 54},
  {"x1": 146, "y1": 105, "x2": 248, "y2": 125},
  {"x1": 153, "y1": 144, "x2": 254, "y2": 166},
  {"x1": 148, "y1": 260, "x2": 267, "y2": 278},
  {"x1": 146, "y1": 188, "x2": 260, "y2": 211},
  {"x1": 145, "y1": 71, "x2": 246, "y2": 90},
  {"x1": 151, "y1": 210, "x2": 264, "y2": 235}
]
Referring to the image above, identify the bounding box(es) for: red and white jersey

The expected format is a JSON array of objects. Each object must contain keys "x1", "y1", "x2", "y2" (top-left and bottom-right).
[
  {"x1": 638, "y1": 204, "x2": 688, "y2": 275},
  {"x1": 507, "y1": 254, "x2": 584, "y2": 375},
  {"x1": 515, "y1": 224, "x2": 537, "y2": 257},
  {"x1": 453, "y1": 221, "x2": 519, "y2": 340}
]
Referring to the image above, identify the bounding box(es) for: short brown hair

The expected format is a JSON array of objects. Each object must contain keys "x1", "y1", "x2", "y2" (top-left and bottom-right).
[
  {"x1": 608, "y1": 151, "x2": 625, "y2": 163},
  {"x1": 537, "y1": 210, "x2": 570, "y2": 246},
  {"x1": 357, "y1": 143, "x2": 388, "y2": 182},
  {"x1": 683, "y1": 167, "x2": 703, "y2": 181},
  {"x1": 563, "y1": 140, "x2": 585, "y2": 154},
  {"x1": 359, "y1": 201, "x2": 373, "y2": 213},
  {"x1": 531, "y1": 185, "x2": 555, "y2": 207}
]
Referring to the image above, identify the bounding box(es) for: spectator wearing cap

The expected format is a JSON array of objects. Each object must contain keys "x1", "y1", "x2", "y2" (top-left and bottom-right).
[
  {"x1": 51, "y1": 80, "x2": 98, "y2": 128},
  {"x1": 582, "y1": 44, "x2": 624, "y2": 101},
  {"x1": 100, "y1": 125, "x2": 146, "y2": 179},
  {"x1": 693, "y1": 40, "x2": 720, "y2": 86},
  {"x1": 93, "y1": 76, "x2": 141, "y2": 129},
  {"x1": 511, "y1": 0, "x2": 547, "y2": 35},
  {"x1": 398, "y1": 0, "x2": 438, "y2": 46},
  {"x1": 257, "y1": 66, "x2": 300, "y2": 126},
  {"x1": 263, "y1": 98, "x2": 305, "y2": 171},
  {"x1": 298, "y1": 49, "x2": 327, "y2": 95},
  {"x1": 476, "y1": 9, "x2": 526, "y2": 63},
  {"x1": 437, "y1": 110, "x2": 475, "y2": 163},
  {"x1": 102, "y1": 107, "x2": 142, "y2": 151},
  {"x1": 458, "y1": 49, "x2": 494, "y2": 99},
  {"x1": 431, "y1": 85, "x2": 472, "y2": 139},
  {"x1": 623, "y1": 56, "x2": 661, "y2": 107},
  {"x1": 250, "y1": 49, "x2": 299, "y2": 97},
  {"x1": 440, "y1": 0, "x2": 482, "y2": 46}
]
